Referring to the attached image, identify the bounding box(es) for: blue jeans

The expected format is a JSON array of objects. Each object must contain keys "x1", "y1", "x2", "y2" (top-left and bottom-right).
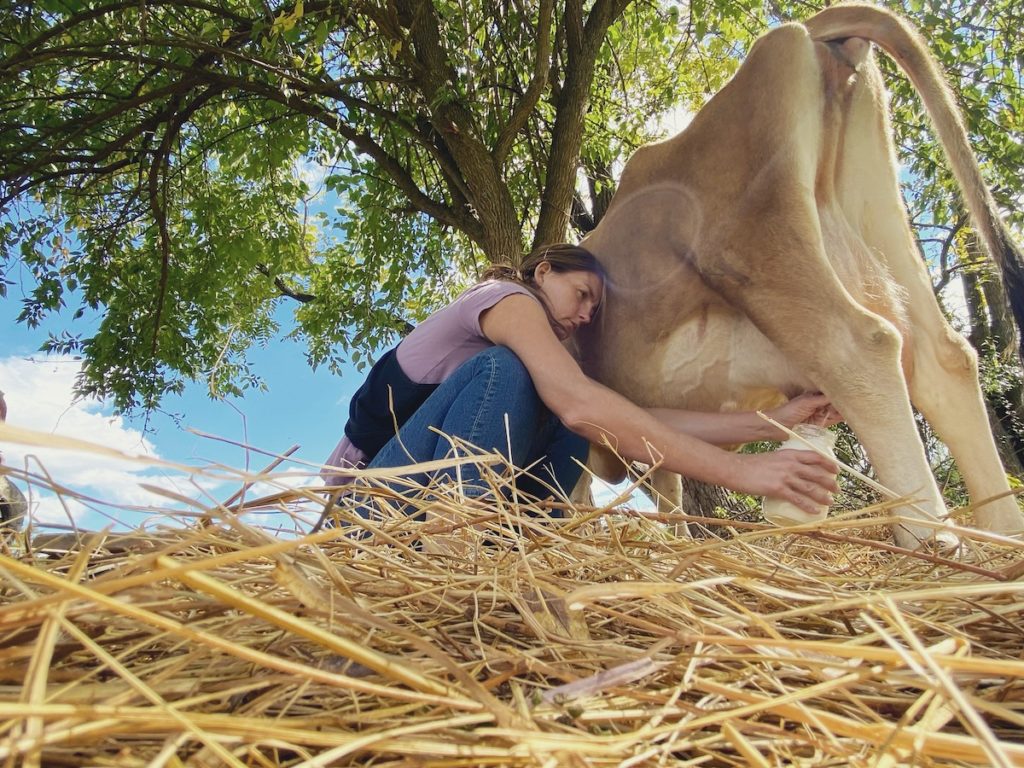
[{"x1": 366, "y1": 346, "x2": 588, "y2": 509}]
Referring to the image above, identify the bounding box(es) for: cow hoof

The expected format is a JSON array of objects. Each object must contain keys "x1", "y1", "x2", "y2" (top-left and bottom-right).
[
  {"x1": 894, "y1": 523, "x2": 960, "y2": 554},
  {"x1": 923, "y1": 528, "x2": 961, "y2": 555}
]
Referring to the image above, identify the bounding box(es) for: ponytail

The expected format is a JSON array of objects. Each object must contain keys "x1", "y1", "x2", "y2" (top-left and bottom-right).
[{"x1": 480, "y1": 263, "x2": 525, "y2": 282}]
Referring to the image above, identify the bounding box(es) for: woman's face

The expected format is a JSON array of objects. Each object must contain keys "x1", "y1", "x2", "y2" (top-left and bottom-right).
[{"x1": 533, "y1": 262, "x2": 603, "y2": 339}]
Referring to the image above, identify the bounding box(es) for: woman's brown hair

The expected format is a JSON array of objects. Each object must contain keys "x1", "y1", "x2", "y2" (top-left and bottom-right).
[{"x1": 482, "y1": 243, "x2": 606, "y2": 286}]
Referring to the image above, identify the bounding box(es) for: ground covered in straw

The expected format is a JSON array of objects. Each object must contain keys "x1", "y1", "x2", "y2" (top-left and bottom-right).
[{"x1": 2, "y1": 464, "x2": 1024, "y2": 767}]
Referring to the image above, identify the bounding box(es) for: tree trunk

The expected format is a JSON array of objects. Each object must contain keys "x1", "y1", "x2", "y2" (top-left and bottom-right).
[
  {"x1": 679, "y1": 476, "x2": 736, "y2": 516},
  {"x1": 533, "y1": 0, "x2": 627, "y2": 248},
  {"x1": 678, "y1": 476, "x2": 753, "y2": 538}
]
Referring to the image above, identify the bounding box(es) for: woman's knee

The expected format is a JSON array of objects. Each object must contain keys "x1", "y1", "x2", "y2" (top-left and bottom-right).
[
  {"x1": 479, "y1": 344, "x2": 527, "y2": 374},
  {"x1": 476, "y1": 346, "x2": 535, "y2": 393}
]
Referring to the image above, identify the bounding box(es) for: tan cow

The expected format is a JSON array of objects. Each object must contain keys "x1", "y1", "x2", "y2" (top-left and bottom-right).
[{"x1": 577, "y1": 2, "x2": 1024, "y2": 549}]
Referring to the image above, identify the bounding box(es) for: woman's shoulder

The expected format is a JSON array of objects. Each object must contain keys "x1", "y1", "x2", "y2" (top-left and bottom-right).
[
  {"x1": 444, "y1": 279, "x2": 540, "y2": 330},
  {"x1": 396, "y1": 280, "x2": 541, "y2": 383},
  {"x1": 402, "y1": 281, "x2": 530, "y2": 341}
]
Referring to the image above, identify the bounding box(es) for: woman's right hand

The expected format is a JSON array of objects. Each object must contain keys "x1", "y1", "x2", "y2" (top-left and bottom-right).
[
  {"x1": 731, "y1": 449, "x2": 839, "y2": 514},
  {"x1": 765, "y1": 392, "x2": 843, "y2": 433}
]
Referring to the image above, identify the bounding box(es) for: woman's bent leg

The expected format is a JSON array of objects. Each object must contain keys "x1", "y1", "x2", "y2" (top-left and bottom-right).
[
  {"x1": 515, "y1": 417, "x2": 590, "y2": 509},
  {"x1": 368, "y1": 346, "x2": 543, "y2": 495}
]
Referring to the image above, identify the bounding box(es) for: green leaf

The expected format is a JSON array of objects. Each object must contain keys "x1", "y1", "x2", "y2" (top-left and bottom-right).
[
  {"x1": 2, "y1": 0, "x2": 1020, "y2": 416},
  {"x1": 313, "y1": 20, "x2": 329, "y2": 47}
]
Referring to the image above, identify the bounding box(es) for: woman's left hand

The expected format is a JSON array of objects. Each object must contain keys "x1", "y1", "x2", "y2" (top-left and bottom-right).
[{"x1": 767, "y1": 393, "x2": 843, "y2": 432}]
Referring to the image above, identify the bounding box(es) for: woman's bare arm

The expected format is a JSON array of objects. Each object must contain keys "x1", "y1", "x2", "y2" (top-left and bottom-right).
[
  {"x1": 480, "y1": 295, "x2": 838, "y2": 512},
  {"x1": 648, "y1": 394, "x2": 841, "y2": 445}
]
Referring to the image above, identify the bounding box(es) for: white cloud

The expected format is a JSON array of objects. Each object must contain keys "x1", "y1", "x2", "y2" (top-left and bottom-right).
[
  {"x1": 295, "y1": 157, "x2": 330, "y2": 202},
  {"x1": 0, "y1": 354, "x2": 223, "y2": 531},
  {"x1": 0, "y1": 353, "x2": 635, "y2": 533}
]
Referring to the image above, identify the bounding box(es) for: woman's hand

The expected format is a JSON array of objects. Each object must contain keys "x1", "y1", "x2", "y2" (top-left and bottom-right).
[
  {"x1": 766, "y1": 393, "x2": 842, "y2": 434},
  {"x1": 731, "y1": 449, "x2": 839, "y2": 514}
]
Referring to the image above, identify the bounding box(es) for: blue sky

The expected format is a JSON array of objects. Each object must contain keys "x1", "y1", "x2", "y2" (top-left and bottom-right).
[
  {"x1": 0, "y1": 162, "x2": 365, "y2": 530},
  {"x1": 0, "y1": 289, "x2": 362, "y2": 531}
]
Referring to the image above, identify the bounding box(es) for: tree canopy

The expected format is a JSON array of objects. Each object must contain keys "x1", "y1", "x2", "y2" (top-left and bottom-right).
[{"x1": 1, "y1": 0, "x2": 1021, "y2": 414}]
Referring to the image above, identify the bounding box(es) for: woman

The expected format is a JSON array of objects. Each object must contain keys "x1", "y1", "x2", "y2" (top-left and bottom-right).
[{"x1": 323, "y1": 244, "x2": 839, "y2": 514}]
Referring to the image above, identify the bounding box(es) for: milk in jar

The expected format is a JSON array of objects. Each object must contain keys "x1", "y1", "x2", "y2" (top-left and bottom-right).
[{"x1": 762, "y1": 423, "x2": 838, "y2": 527}]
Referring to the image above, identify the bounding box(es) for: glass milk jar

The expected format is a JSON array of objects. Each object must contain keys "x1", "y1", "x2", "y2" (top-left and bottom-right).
[{"x1": 762, "y1": 424, "x2": 838, "y2": 527}]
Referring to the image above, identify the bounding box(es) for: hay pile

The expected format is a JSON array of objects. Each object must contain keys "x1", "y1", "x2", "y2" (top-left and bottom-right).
[{"x1": 1, "y1": 442, "x2": 1023, "y2": 767}]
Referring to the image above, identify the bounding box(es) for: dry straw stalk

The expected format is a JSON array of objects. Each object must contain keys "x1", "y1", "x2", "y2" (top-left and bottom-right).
[{"x1": 0, "y1": 421, "x2": 1023, "y2": 766}]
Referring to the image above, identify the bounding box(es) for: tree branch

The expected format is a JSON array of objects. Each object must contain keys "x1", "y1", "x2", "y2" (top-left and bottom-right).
[
  {"x1": 257, "y1": 264, "x2": 315, "y2": 302},
  {"x1": 495, "y1": 0, "x2": 553, "y2": 165},
  {"x1": 394, "y1": 0, "x2": 521, "y2": 260},
  {"x1": 570, "y1": 192, "x2": 595, "y2": 234},
  {"x1": 928, "y1": 212, "x2": 967, "y2": 294},
  {"x1": 254, "y1": 80, "x2": 483, "y2": 238},
  {"x1": 147, "y1": 85, "x2": 223, "y2": 355}
]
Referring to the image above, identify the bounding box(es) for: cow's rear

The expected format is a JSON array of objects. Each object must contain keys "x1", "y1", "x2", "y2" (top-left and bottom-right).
[{"x1": 579, "y1": 4, "x2": 1023, "y2": 547}]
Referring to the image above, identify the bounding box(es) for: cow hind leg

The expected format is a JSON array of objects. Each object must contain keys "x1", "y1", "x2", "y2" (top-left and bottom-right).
[
  {"x1": 837, "y1": 57, "x2": 1023, "y2": 536},
  {"x1": 711, "y1": 200, "x2": 956, "y2": 548},
  {"x1": 775, "y1": 296, "x2": 955, "y2": 547},
  {"x1": 645, "y1": 470, "x2": 691, "y2": 538},
  {"x1": 906, "y1": 318, "x2": 1023, "y2": 534}
]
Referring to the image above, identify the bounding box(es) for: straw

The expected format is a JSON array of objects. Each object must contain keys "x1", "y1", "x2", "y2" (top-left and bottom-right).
[{"x1": 0, "y1": 421, "x2": 1022, "y2": 766}]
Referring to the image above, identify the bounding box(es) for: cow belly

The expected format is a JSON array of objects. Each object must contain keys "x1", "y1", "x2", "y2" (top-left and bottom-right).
[{"x1": 657, "y1": 308, "x2": 814, "y2": 413}]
